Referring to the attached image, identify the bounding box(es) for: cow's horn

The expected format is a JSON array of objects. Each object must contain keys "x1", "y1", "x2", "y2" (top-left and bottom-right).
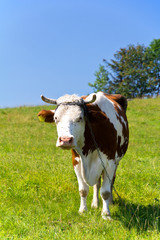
[
  {"x1": 41, "y1": 95, "x2": 57, "y2": 105},
  {"x1": 84, "y1": 94, "x2": 96, "y2": 104}
]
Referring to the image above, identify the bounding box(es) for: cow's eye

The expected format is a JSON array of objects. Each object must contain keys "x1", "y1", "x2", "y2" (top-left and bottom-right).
[
  {"x1": 54, "y1": 116, "x2": 58, "y2": 122},
  {"x1": 77, "y1": 117, "x2": 83, "y2": 122}
]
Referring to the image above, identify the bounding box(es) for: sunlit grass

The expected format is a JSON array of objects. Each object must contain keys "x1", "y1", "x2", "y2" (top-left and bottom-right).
[{"x1": 0, "y1": 98, "x2": 160, "y2": 239}]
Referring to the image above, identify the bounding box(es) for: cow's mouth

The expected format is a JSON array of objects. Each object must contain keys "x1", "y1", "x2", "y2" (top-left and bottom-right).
[{"x1": 59, "y1": 145, "x2": 73, "y2": 150}]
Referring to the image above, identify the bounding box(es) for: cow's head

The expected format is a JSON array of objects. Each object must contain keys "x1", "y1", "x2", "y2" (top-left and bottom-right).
[{"x1": 38, "y1": 94, "x2": 96, "y2": 150}]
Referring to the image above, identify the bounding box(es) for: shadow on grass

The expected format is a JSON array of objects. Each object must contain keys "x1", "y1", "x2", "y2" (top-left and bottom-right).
[{"x1": 114, "y1": 198, "x2": 160, "y2": 232}]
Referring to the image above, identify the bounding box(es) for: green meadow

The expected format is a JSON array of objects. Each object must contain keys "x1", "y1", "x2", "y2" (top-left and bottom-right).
[{"x1": 0, "y1": 98, "x2": 160, "y2": 239}]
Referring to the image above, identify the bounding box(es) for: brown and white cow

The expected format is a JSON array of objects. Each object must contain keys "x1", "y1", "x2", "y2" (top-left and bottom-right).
[{"x1": 38, "y1": 92, "x2": 129, "y2": 220}]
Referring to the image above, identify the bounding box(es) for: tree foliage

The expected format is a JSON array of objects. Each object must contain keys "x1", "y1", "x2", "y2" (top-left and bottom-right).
[
  {"x1": 148, "y1": 39, "x2": 160, "y2": 96},
  {"x1": 88, "y1": 65, "x2": 111, "y2": 92},
  {"x1": 89, "y1": 39, "x2": 160, "y2": 98}
]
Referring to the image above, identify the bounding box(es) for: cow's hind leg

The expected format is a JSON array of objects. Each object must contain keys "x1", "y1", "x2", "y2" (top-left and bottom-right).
[
  {"x1": 74, "y1": 161, "x2": 89, "y2": 213},
  {"x1": 100, "y1": 160, "x2": 116, "y2": 220},
  {"x1": 109, "y1": 166, "x2": 117, "y2": 204},
  {"x1": 91, "y1": 177, "x2": 101, "y2": 209}
]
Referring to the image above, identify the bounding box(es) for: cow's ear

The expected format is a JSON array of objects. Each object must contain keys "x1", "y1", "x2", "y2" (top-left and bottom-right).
[{"x1": 38, "y1": 110, "x2": 55, "y2": 123}]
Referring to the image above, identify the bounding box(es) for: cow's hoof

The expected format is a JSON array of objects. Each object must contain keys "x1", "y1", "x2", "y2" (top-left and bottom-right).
[
  {"x1": 91, "y1": 200, "x2": 99, "y2": 209},
  {"x1": 101, "y1": 210, "x2": 112, "y2": 221},
  {"x1": 102, "y1": 215, "x2": 112, "y2": 221},
  {"x1": 79, "y1": 208, "x2": 87, "y2": 214}
]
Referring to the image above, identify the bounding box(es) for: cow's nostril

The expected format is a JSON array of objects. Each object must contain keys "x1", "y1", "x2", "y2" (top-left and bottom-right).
[
  {"x1": 59, "y1": 136, "x2": 73, "y2": 144},
  {"x1": 69, "y1": 137, "x2": 73, "y2": 143}
]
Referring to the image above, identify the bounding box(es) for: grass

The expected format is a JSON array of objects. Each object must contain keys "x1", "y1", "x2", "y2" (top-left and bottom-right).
[{"x1": 0, "y1": 98, "x2": 160, "y2": 239}]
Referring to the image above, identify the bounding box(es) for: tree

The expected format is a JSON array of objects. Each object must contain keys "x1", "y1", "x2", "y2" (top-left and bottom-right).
[
  {"x1": 107, "y1": 44, "x2": 154, "y2": 98},
  {"x1": 89, "y1": 40, "x2": 160, "y2": 98},
  {"x1": 148, "y1": 39, "x2": 160, "y2": 96},
  {"x1": 88, "y1": 65, "x2": 111, "y2": 93}
]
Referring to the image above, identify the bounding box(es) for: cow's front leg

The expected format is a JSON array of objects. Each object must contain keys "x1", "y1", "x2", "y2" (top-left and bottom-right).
[
  {"x1": 91, "y1": 177, "x2": 101, "y2": 209},
  {"x1": 100, "y1": 160, "x2": 116, "y2": 220},
  {"x1": 74, "y1": 160, "x2": 89, "y2": 213}
]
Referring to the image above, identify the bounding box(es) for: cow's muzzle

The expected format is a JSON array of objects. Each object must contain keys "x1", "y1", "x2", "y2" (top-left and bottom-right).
[{"x1": 57, "y1": 136, "x2": 74, "y2": 149}]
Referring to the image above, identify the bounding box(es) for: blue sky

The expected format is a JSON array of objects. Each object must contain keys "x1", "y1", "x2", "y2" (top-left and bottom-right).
[{"x1": 0, "y1": 0, "x2": 160, "y2": 108}]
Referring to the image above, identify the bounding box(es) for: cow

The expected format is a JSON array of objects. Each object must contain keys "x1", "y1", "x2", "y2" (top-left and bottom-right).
[{"x1": 38, "y1": 91, "x2": 129, "y2": 220}]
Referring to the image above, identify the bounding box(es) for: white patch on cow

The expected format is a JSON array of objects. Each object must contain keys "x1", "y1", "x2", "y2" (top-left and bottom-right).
[
  {"x1": 90, "y1": 92, "x2": 119, "y2": 129},
  {"x1": 115, "y1": 150, "x2": 123, "y2": 163},
  {"x1": 115, "y1": 151, "x2": 119, "y2": 160},
  {"x1": 79, "y1": 150, "x2": 112, "y2": 186},
  {"x1": 75, "y1": 157, "x2": 80, "y2": 162},
  {"x1": 117, "y1": 104, "x2": 121, "y2": 110},
  {"x1": 120, "y1": 115, "x2": 127, "y2": 127}
]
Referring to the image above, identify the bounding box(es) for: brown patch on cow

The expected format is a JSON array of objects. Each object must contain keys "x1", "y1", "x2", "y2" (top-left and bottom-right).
[
  {"x1": 117, "y1": 135, "x2": 129, "y2": 158},
  {"x1": 79, "y1": 190, "x2": 87, "y2": 197},
  {"x1": 82, "y1": 104, "x2": 118, "y2": 159},
  {"x1": 101, "y1": 191, "x2": 110, "y2": 200},
  {"x1": 38, "y1": 110, "x2": 55, "y2": 123},
  {"x1": 71, "y1": 149, "x2": 79, "y2": 167}
]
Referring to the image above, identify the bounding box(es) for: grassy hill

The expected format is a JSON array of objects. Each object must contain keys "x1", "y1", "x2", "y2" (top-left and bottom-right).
[{"x1": 0, "y1": 98, "x2": 160, "y2": 239}]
